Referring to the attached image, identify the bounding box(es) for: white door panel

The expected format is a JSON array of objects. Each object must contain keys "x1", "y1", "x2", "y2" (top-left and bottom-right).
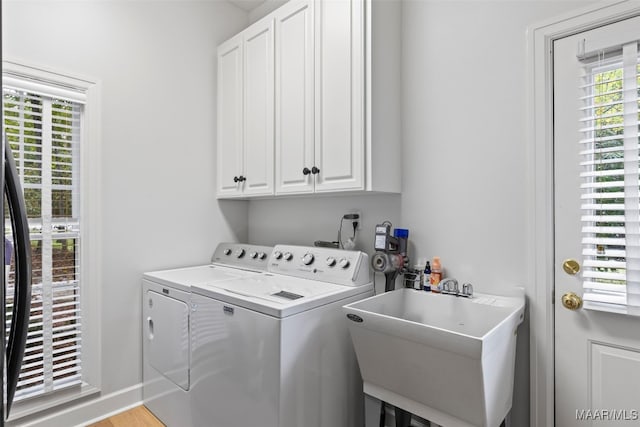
[
  {"x1": 275, "y1": 0, "x2": 315, "y2": 195},
  {"x1": 314, "y1": 0, "x2": 364, "y2": 192},
  {"x1": 217, "y1": 36, "x2": 243, "y2": 196},
  {"x1": 554, "y1": 16, "x2": 640, "y2": 426},
  {"x1": 243, "y1": 19, "x2": 275, "y2": 196}
]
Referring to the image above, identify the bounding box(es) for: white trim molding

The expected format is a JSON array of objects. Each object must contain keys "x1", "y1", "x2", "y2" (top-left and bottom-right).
[
  {"x1": 527, "y1": 1, "x2": 640, "y2": 426},
  {"x1": 6, "y1": 383, "x2": 142, "y2": 427}
]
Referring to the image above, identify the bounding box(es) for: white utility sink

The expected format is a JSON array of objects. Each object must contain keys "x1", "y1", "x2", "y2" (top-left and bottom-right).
[{"x1": 343, "y1": 288, "x2": 525, "y2": 427}]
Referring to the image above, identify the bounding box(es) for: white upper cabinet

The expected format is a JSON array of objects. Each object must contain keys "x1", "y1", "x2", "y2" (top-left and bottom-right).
[
  {"x1": 313, "y1": 0, "x2": 364, "y2": 193},
  {"x1": 216, "y1": 0, "x2": 401, "y2": 199},
  {"x1": 274, "y1": 0, "x2": 315, "y2": 195},
  {"x1": 243, "y1": 18, "x2": 275, "y2": 196},
  {"x1": 216, "y1": 34, "x2": 244, "y2": 197},
  {"x1": 217, "y1": 17, "x2": 275, "y2": 198}
]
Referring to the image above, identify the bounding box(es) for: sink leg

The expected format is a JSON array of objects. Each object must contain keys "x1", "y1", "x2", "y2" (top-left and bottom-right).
[{"x1": 394, "y1": 407, "x2": 412, "y2": 427}]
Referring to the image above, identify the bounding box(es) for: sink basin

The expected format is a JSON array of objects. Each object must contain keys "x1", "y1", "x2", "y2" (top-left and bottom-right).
[{"x1": 343, "y1": 288, "x2": 525, "y2": 427}]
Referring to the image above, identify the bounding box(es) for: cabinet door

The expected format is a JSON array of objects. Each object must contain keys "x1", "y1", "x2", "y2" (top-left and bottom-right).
[
  {"x1": 217, "y1": 35, "x2": 244, "y2": 197},
  {"x1": 243, "y1": 19, "x2": 275, "y2": 196},
  {"x1": 314, "y1": 0, "x2": 364, "y2": 192},
  {"x1": 274, "y1": 0, "x2": 315, "y2": 195}
]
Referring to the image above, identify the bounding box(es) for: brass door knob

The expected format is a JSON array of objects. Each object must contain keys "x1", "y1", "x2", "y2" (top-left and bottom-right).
[
  {"x1": 562, "y1": 292, "x2": 583, "y2": 310},
  {"x1": 562, "y1": 259, "x2": 580, "y2": 275}
]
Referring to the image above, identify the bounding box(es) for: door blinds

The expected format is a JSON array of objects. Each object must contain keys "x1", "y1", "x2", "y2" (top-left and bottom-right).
[
  {"x1": 579, "y1": 41, "x2": 640, "y2": 310},
  {"x1": 3, "y1": 80, "x2": 83, "y2": 400}
]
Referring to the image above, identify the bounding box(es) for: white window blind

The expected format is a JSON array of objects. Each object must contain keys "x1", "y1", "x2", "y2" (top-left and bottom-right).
[
  {"x1": 3, "y1": 82, "x2": 83, "y2": 400},
  {"x1": 579, "y1": 41, "x2": 640, "y2": 311}
]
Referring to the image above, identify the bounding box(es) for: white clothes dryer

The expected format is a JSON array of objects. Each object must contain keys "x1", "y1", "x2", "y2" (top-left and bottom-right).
[
  {"x1": 142, "y1": 243, "x2": 272, "y2": 427},
  {"x1": 190, "y1": 244, "x2": 374, "y2": 427}
]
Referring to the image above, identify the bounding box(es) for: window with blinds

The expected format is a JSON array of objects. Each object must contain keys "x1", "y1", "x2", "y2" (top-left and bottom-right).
[
  {"x1": 3, "y1": 84, "x2": 83, "y2": 400},
  {"x1": 580, "y1": 41, "x2": 640, "y2": 310}
]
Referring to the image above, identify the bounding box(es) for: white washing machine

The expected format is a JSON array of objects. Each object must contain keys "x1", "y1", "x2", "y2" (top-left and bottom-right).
[
  {"x1": 190, "y1": 244, "x2": 374, "y2": 427},
  {"x1": 142, "y1": 243, "x2": 273, "y2": 427}
]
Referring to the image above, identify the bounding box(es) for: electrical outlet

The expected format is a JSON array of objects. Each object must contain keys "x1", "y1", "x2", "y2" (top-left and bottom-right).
[{"x1": 349, "y1": 210, "x2": 362, "y2": 230}]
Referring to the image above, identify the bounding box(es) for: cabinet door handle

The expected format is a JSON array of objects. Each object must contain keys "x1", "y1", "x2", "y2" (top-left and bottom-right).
[
  {"x1": 238, "y1": 176, "x2": 246, "y2": 182},
  {"x1": 302, "y1": 167, "x2": 311, "y2": 175},
  {"x1": 233, "y1": 176, "x2": 239, "y2": 183},
  {"x1": 311, "y1": 166, "x2": 320, "y2": 175}
]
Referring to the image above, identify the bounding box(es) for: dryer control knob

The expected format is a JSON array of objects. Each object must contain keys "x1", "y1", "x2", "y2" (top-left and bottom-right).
[
  {"x1": 258, "y1": 252, "x2": 267, "y2": 260},
  {"x1": 234, "y1": 248, "x2": 245, "y2": 258},
  {"x1": 274, "y1": 251, "x2": 283, "y2": 260},
  {"x1": 326, "y1": 257, "x2": 336, "y2": 267},
  {"x1": 249, "y1": 251, "x2": 258, "y2": 259},
  {"x1": 338, "y1": 258, "x2": 350, "y2": 269},
  {"x1": 284, "y1": 252, "x2": 293, "y2": 261},
  {"x1": 302, "y1": 253, "x2": 315, "y2": 265},
  {"x1": 223, "y1": 248, "x2": 232, "y2": 256}
]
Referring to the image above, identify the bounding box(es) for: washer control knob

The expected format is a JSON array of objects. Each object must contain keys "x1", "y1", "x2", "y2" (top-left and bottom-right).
[
  {"x1": 258, "y1": 252, "x2": 267, "y2": 260},
  {"x1": 338, "y1": 258, "x2": 350, "y2": 269},
  {"x1": 274, "y1": 251, "x2": 283, "y2": 260},
  {"x1": 302, "y1": 253, "x2": 315, "y2": 265},
  {"x1": 249, "y1": 251, "x2": 258, "y2": 259},
  {"x1": 326, "y1": 257, "x2": 336, "y2": 267},
  {"x1": 234, "y1": 248, "x2": 245, "y2": 258},
  {"x1": 223, "y1": 248, "x2": 232, "y2": 256},
  {"x1": 284, "y1": 252, "x2": 293, "y2": 261}
]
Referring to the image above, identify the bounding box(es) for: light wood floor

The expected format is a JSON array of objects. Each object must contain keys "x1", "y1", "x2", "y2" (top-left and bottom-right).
[{"x1": 87, "y1": 405, "x2": 164, "y2": 427}]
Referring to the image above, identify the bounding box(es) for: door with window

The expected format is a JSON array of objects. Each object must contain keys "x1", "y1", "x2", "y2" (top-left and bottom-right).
[{"x1": 554, "y1": 16, "x2": 640, "y2": 426}]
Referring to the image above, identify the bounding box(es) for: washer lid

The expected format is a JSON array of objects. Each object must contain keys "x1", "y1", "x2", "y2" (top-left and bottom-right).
[
  {"x1": 143, "y1": 265, "x2": 262, "y2": 292},
  {"x1": 191, "y1": 273, "x2": 373, "y2": 318}
]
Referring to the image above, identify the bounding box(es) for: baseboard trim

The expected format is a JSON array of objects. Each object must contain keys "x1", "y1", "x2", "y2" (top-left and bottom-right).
[{"x1": 8, "y1": 384, "x2": 143, "y2": 427}]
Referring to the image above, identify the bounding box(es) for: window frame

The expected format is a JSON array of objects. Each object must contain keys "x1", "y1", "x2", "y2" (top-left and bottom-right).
[
  {"x1": 578, "y1": 45, "x2": 640, "y2": 315},
  {"x1": 2, "y1": 59, "x2": 102, "y2": 420}
]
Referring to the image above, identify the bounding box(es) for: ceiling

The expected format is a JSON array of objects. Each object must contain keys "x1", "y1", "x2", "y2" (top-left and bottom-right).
[{"x1": 228, "y1": 0, "x2": 268, "y2": 11}]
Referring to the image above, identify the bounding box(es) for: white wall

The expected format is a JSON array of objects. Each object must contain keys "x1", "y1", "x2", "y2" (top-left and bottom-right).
[
  {"x1": 402, "y1": 0, "x2": 588, "y2": 296},
  {"x1": 248, "y1": 194, "x2": 402, "y2": 285},
  {"x1": 2, "y1": 0, "x2": 248, "y2": 423}
]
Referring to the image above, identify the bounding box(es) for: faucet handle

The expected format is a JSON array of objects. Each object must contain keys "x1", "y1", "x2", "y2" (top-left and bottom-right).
[
  {"x1": 440, "y1": 278, "x2": 458, "y2": 294},
  {"x1": 462, "y1": 283, "x2": 474, "y2": 298}
]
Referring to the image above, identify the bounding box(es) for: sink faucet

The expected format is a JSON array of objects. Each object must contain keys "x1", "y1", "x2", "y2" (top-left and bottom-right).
[{"x1": 440, "y1": 278, "x2": 473, "y2": 298}]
